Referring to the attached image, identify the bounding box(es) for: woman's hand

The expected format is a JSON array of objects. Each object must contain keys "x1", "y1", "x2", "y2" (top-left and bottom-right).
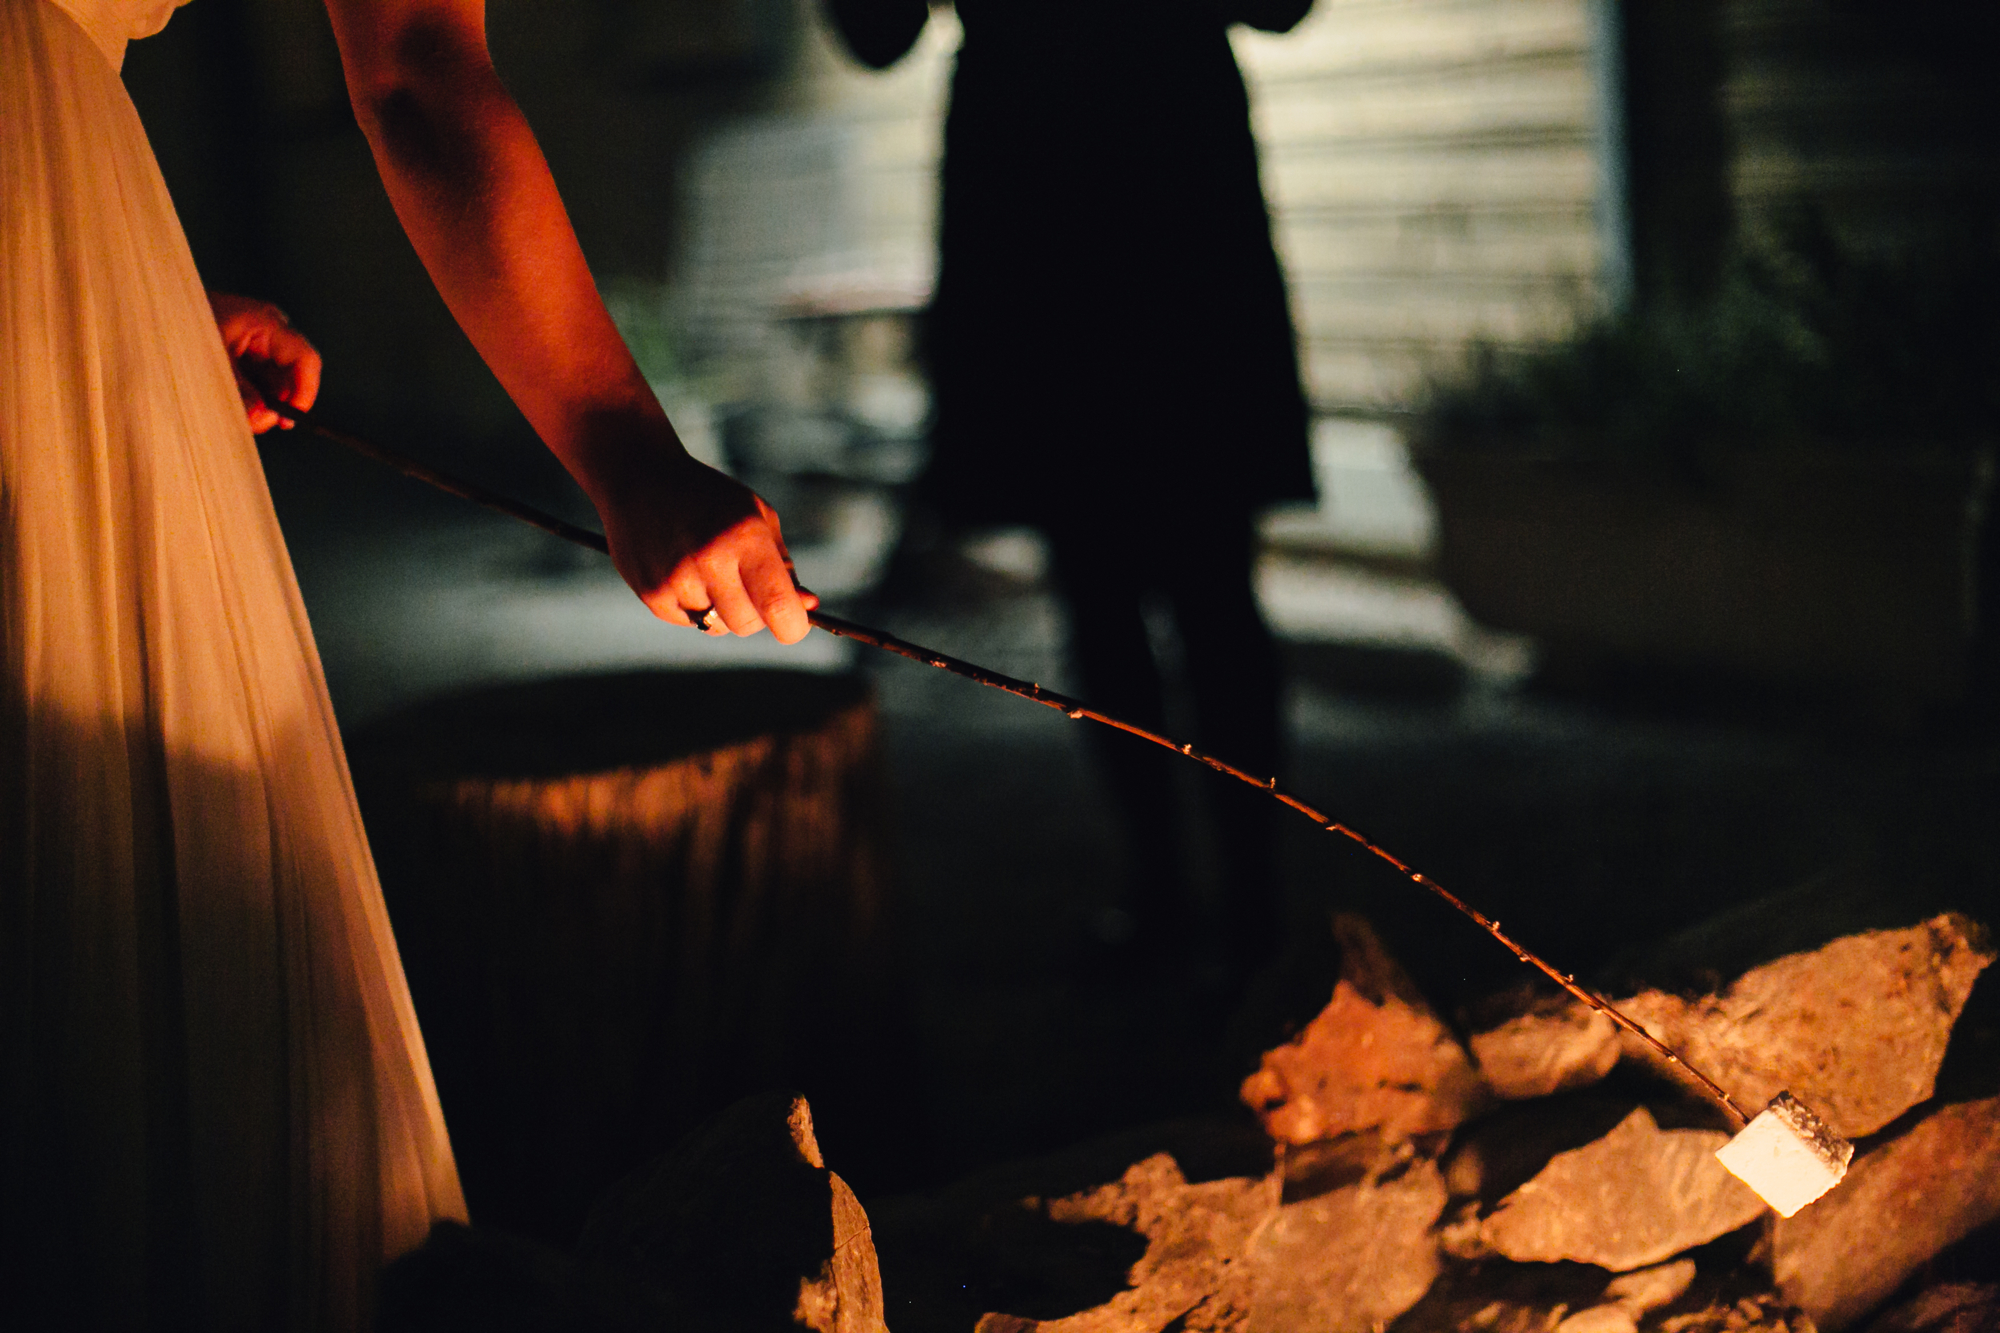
[
  {"x1": 588, "y1": 445, "x2": 818, "y2": 644},
  {"x1": 208, "y1": 292, "x2": 322, "y2": 433}
]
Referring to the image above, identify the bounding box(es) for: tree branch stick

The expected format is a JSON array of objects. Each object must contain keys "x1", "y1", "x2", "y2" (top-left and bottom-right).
[{"x1": 268, "y1": 398, "x2": 1749, "y2": 1127}]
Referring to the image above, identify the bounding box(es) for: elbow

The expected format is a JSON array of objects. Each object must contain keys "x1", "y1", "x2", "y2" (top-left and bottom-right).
[
  {"x1": 350, "y1": 84, "x2": 441, "y2": 177},
  {"x1": 348, "y1": 80, "x2": 411, "y2": 153},
  {"x1": 348, "y1": 73, "x2": 507, "y2": 195},
  {"x1": 343, "y1": 19, "x2": 497, "y2": 151}
]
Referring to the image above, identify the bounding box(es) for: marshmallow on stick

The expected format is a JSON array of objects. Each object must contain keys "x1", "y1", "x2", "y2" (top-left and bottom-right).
[{"x1": 1715, "y1": 1092, "x2": 1855, "y2": 1217}]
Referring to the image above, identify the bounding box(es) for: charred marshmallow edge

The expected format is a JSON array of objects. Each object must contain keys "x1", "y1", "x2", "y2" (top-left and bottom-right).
[{"x1": 1714, "y1": 1092, "x2": 1855, "y2": 1218}]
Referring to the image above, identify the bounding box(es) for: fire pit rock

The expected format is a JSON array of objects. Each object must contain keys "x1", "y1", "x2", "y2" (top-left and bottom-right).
[
  {"x1": 1470, "y1": 1001, "x2": 1622, "y2": 1101},
  {"x1": 1468, "y1": 1106, "x2": 1764, "y2": 1272},
  {"x1": 1614, "y1": 914, "x2": 1993, "y2": 1139},
  {"x1": 1772, "y1": 1093, "x2": 2000, "y2": 1332},
  {"x1": 895, "y1": 909, "x2": 1996, "y2": 1333},
  {"x1": 1241, "y1": 1156, "x2": 1449, "y2": 1333},
  {"x1": 1241, "y1": 916, "x2": 1489, "y2": 1149},
  {"x1": 1862, "y1": 1283, "x2": 2000, "y2": 1333},
  {"x1": 1393, "y1": 1260, "x2": 1809, "y2": 1333},
  {"x1": 961, "y1": 1148, "x2": 1449, "y2": 1333},
  {"x1": 969, "y1": 1153, "x2": 1280, "y2": 1333}
]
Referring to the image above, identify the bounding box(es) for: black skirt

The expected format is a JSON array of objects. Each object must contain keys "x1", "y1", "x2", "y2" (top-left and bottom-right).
[{"x1": 920, "y1": 0, "x2": 1314, "y2": 530}]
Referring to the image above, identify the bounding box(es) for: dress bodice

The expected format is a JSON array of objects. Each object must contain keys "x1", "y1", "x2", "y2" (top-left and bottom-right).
[{"x1": 46, "y1": 0, "x2": 188, "y2": 70}]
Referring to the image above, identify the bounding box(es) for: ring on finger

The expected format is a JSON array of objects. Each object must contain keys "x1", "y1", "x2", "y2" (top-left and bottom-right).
[{"x1": 686, "y1": 605, "x2": 720, "y2": 633}]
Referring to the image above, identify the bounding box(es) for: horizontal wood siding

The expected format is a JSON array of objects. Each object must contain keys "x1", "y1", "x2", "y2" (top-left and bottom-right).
[
  {"x1": 1236, "y1": 0, "x2": 1611, "y2": 412},
  {"x1": 678, "y1": 0, "x2": 1616, "y2": 414},
  {"x1": 1720, "y1": 0, "x2": 2000, "y2": 249},
  {"x1": 677, "y1": 6, "x2": 956, "y2": 369}
]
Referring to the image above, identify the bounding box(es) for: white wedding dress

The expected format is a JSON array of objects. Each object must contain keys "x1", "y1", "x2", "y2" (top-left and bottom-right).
[{"x1": 0, "y1": 0, "x2": 466, "y2": 1326}]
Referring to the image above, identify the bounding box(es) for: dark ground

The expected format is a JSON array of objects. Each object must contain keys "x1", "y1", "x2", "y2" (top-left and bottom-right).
[{"x1": 262, "y1": 429, "x2": 2000, "y2": 1218}]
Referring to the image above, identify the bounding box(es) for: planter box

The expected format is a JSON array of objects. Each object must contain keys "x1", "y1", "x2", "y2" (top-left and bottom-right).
[{"x1": 1414, "y1": 448, "x2": 1993, "y2": 702}]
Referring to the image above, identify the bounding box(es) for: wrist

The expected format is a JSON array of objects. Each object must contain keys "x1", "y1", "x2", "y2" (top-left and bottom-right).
[{"x1": 555, "y1": 405, "x2": 696, "y2": 507}]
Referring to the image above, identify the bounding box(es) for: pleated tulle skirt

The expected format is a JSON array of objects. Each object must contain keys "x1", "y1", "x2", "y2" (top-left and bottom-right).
[{"x1": 0, "y1": 0, "x2": 466, "y2": 1326}]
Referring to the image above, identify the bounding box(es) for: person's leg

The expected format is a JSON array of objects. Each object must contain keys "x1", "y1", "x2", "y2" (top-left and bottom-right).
[
  {"x1": 1159, "y1": 513, "x2": 1287, "y2": 973},
  {"x1": 1045, "y1": 524, "x2": 1193, "y2": 947}
]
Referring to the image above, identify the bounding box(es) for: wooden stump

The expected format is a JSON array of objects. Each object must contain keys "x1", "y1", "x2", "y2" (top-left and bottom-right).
[{"x1": 350, "y1": 669, "x2": 901, "y2": 1243}]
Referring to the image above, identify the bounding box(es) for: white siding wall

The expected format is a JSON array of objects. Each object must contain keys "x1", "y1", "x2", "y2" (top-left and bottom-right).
[
  {"x1": 677, "y1": 0, "x2": 1616, "y2": 414},
  {"x1": 1721, "y1": 0, "x2": 1996, "y2": 249},
  {"x1": 1236, "y1": 0, "x2": 1611, "y2": 412},
  {"x1": 676, "y1": 7, "x2": 958, "y2": 373}
]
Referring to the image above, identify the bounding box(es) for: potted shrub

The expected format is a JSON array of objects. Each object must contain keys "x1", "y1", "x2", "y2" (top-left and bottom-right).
[{"x1": 1413, "y1": 225, "x2": 1997, "y2": 704}]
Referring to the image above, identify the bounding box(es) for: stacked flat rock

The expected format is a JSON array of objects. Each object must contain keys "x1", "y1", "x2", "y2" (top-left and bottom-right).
[
  {"x1": 879, "y1": 907, "x2": 1995, "y2": 1333},
  {"x1": 1611, "y1": 914, "x2": 1992, "y2": 1139},
  {"x1": 1466, "y1": 1106, "x2": 1766, "y2": 1271},
  {"x1": 1240, "y1": 916, "x2": 1489, "y2": 1149}
]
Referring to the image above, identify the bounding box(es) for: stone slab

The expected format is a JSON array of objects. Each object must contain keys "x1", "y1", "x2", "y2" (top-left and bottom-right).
[
  {"x1": 1472, "y1": 1003, "x2": 1622, "y2": 1101},
  {"x1": 1773, "y1": 1096, "x2": 2000, "y2": 1333},
  {"x1": 1244, "y1": 1158, "x2": 1448, "y2": 1333},
  {"x1": 1480, "y1": 1107, "x2": 1765, "y2": 1272},
  {"x1": 1242, "y1": 916, "x2": 1486, "y2": 1147},
  {"x1": 1618, "y1": 915, "x2": 1992, "y2": 1139}
]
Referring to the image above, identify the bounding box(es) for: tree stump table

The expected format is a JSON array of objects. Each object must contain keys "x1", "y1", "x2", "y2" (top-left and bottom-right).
[{"x1": 349, "y1": 669, "x2": 902, "y2": 1243}]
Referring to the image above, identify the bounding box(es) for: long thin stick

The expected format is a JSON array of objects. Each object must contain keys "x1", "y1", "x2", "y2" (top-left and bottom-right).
[{"x1": 267, "y1": 399, "x2": 1748, "y2": 1126}]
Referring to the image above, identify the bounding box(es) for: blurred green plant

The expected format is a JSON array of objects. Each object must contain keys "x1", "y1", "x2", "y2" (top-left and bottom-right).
[{"x1": 1417, "y1": 219, "x2": 2000, "y2": 467}]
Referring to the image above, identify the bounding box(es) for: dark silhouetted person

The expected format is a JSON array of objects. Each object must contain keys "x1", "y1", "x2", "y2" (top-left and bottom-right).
[{"x1": 827, "y1": 0, "x2": 1317, "y2": 975}]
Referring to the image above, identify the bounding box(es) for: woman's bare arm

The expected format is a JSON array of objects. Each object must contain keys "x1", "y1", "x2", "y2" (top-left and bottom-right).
[{"x1": 320, "y1": 0, "x2": 814, "y2": 641}]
